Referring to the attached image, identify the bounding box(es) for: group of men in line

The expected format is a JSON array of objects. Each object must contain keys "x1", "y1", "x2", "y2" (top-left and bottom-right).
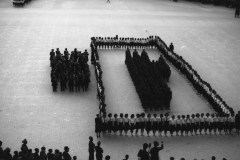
[
  {"x1": 50, "y1": 48, "x2": 90, "y2": 92},
  {"x1": 93, "y1": 36, "x2": 157, "y2": 50},
  {"x1": 125, "y1": 48, "x2": 172, "y2": 109},
  {"x1": 95, "y1": 111, "x2": 240, "y2": 137},
  {"x1": 0, "y1": 139, "x2": 76, "y2": 160}
]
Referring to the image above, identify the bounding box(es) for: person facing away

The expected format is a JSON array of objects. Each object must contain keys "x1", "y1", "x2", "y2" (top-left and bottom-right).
[
  {"x1": 95, "y1": 141, "x2": 103, "y2": 160},
  {"x1": 89, "y1": 136, "x2": 95, "y2": 160},
  {"x1": 137, "y1": 143, "x2": 150, "y2": 160},
  {"x1": 149, "y1": 141, "x2": 164, "y2": 160}
]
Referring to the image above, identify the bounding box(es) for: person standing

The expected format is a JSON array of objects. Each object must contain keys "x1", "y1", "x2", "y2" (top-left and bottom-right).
[
  {"x1": 95, "y1": 141, "x2": 103, "y2": 160},
  {"x1": 137, "y1": 143, "x2": 150, "y2": 160},
  {"x1": 89, "y1": 136, "x2": 95, "y2": 160},
  {"x1": 63, "y1": 146, "x2": 71, "y2": 160},
  {"x1": 149, "y1": 141, "x2": 164, "y2": 160}
]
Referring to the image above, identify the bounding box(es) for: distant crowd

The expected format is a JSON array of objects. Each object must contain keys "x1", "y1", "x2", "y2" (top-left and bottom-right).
[
  {"x1": 173, "y1": 0, "x2": 239, "y2": 9},
  {"x1": 95, "y1": 111, "x2": 240, "y2": 137},
  {"x1": 0, "y1": 138, "x2": 231, "y2": 160},
  {"x1": 50, "y1": 48, "x2": 90, "y2": 92},
  {"x1": 0, "y1": 139, "x2": 76, "y2": 160}
]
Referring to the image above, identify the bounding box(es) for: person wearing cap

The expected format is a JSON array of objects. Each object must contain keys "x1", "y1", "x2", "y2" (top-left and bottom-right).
[
  {"x1": 137, "y1": 143, "x2": 150, "y2": 160},
  {"x1": 21, "y1": 139, "x2": 28, "y2": 154},
  {"x1": 105, "y1": 155, "x2": 110, "y2": 160},
  {"x1": 149, "y1": 141, "x2": 164, "y2": 160},
  {"x1": 89, "y1": 136, "x2": 95, "y2": 160},
  {"x1": 95, "y1": 141, "x2": 103, "y2": 160},
  {"x1": 63, "y1": 146, "x2": 71, "y2": 160},
  {"x1": 40, "y1": 147, "x2": 47, "y2": 160}
]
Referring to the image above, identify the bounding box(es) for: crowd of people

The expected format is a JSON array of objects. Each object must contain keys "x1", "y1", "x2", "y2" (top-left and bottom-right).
[
  {"x1": 93, "y1": 36, "x2": 157, "y2": 50},
  {"x1": 50, "y1": 48, "x2": 90, "y2": 92},
  {"x1": 180, "y1": 0, "x2": 239, "y2": 9},
  {"x1": 90, "y1": 35, "x2": 234, "y2": 117},
  {"x1": 154, "y1": 36, "x2": 234, "y2": 116},
  {"x1": 95, "y1": 111, "x2": 240, "y2": 137},
  {"x1": 125, "y1": 48, "x2": 172, "y2": 109},
  {"x1": 13, "y1": 0, "x2": 32, "y2": 7},
  {"x1": 0, "y1": 139, "x2": 76, "y2": 160}
]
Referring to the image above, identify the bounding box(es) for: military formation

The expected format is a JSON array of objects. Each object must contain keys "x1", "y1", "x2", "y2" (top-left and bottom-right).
[
  {"x1": 50, "y1": 48, "x2": 90, "y2": 92},
  {"x1": 91, "y1": 35, "x2": 235, "y2": 117},
  {"x1": 95, "y1": 111, "x2": 240, "y2": 137},
  {"x1": 0, "y1": 139, "x2": 76, "y2": 160},
  {"x1": 125, "y1": 49, "x2": 172, "y2": 109}
]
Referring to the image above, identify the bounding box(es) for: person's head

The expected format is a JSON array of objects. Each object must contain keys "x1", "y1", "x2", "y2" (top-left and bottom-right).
[
  {"x1": 35, "y1": 148, "x2": 39, "y2": 153},
  {"x1": 108, "y1": 113, "x2": 112, "y2": 118},
  {"x1": 5, "y1": 147, "x2": 11, "y2": 153},
  {"x1": 41, "y1": 147, "x2": 46, "y2": 151},
  {"x1": 177, "y1": 115, "x2": 180, "y2": 119},
  {"x1": 172, "y1": 115, "x2": 175, "y2": 119},
  {"x1": 48, "y1": 149, "x2": 52, "y2": 153},
  {"x1": 14, "y1": 151, "x2": 18, "y2": 155},
  {"x1": 201, "y1": 113, "x2": 204, "y2": 117},
  {"x1": 73, "y1": 156, "x2": 77, "y2": 160},
  {"x1": 211, "y1": 156, "x2": 216, "y2": 160},
  {"x1": 125, "y1": 154, "x2": 129, "y2": 160},
  {"x1": 89, "y1": 136, "x2": 93, "y2": 141},
  {"x1": 154, "y1": 114, "x2": 157, "y2": 118},
  {"x1": 97, "y1": 141, "x2": 101, "y2": 146},
  {"x1": 153, "y1": 141, "x2": 159, "y2": 147},
  {"x1": 114, "y1": 114, "x2": 118, "y2": 118},
  {"x1": 143, "y1": 143, "x2": 148, "y2": 150},
  {"x1": 170, "y1": 157, "x2": 174, "y2": 160},
  {"x1": 0, "y1": 141, "x2": 2, "y2": 146},
  {"x1": 96, "y1": 114, "x2": 100, "y2": 118},
  {"x1": 180, "y1": 158, "x2": 185, "y2": 160},
  {"x1": 22, "y1": 139, "x2": 27, "y2": 144},
  {"x1": 125, "y1": 114, "x2": 128, "y2": 118},
  {"x1": 131, "y1": 114, "x2": 135, "y2": 119},
  {"x1": 120, "y1": 113, "x2": 123, "y2": 118},
  {"x1": 105, "y1": 155, "x2": 110, "y2": 160}
]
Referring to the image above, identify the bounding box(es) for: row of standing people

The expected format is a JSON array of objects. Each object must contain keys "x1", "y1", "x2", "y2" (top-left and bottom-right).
[
  {"x1": 95, "y1": 111, "x2": 240, "y2": 137},
  {"x1": 50, "y1": 48, "x2": 90, "y2": 92},
  {"x1": 94, "y1": 36, "x2": 157, "y2": 49},
  {"x1": 0, "y1": 139, "x2": 76, "y2": 160}
]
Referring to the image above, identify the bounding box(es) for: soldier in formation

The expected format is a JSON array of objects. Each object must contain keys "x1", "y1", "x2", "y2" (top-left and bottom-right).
[
  {"x1": 50, "y1": 48, "x2": 90, "y2": 92},
  {"x1": 125, "y1": 49, "x2": 172, "y2": 110}
]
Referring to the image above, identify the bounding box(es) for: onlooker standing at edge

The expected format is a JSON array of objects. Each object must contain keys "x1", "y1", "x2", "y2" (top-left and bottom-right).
[
  {"x1": 89, "y1": 136, "x2": 95, "y2": 160},
  {"x1": 149, "y1": 141, "x2": 164, "y2": 160}
]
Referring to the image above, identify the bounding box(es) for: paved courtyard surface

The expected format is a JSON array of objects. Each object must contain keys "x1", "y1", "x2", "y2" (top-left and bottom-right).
[{"x1": 0, "y1": 0, "x2": 240, "y2": 159}]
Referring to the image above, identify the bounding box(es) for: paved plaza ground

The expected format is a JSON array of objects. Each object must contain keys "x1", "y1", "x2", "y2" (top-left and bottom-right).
[{"x1": 0, "y1": 0, "x2": 240, "y2": 159}]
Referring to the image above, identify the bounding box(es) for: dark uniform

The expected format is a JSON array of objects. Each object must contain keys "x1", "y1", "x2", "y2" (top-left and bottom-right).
[{"x1": 89, "y1": 137, "x2": 95, "y2": 160}]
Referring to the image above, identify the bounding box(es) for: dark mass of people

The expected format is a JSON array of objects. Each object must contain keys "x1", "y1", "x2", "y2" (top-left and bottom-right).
[
  {"x1": 95, "y1": 111, "x2": 240, "y2": 137},
  {"x1": 179, "y1": 0, "x2": 239, "y2": 9},
  {"x1": 125, "y1": 49, "x2": 172, "y2": 109},
  {"x1": 90, "y1": 35, "x2": 234, "y2": 117},
  {"x1": 50, "y1": 48, "x2": 90, "y2": 93},
  {"x1": 0, "y1": 139, "x2": 76, "y2": 160},
  {"x1": 13, "y1": 0, "x2": 31, "y2": 7}
]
